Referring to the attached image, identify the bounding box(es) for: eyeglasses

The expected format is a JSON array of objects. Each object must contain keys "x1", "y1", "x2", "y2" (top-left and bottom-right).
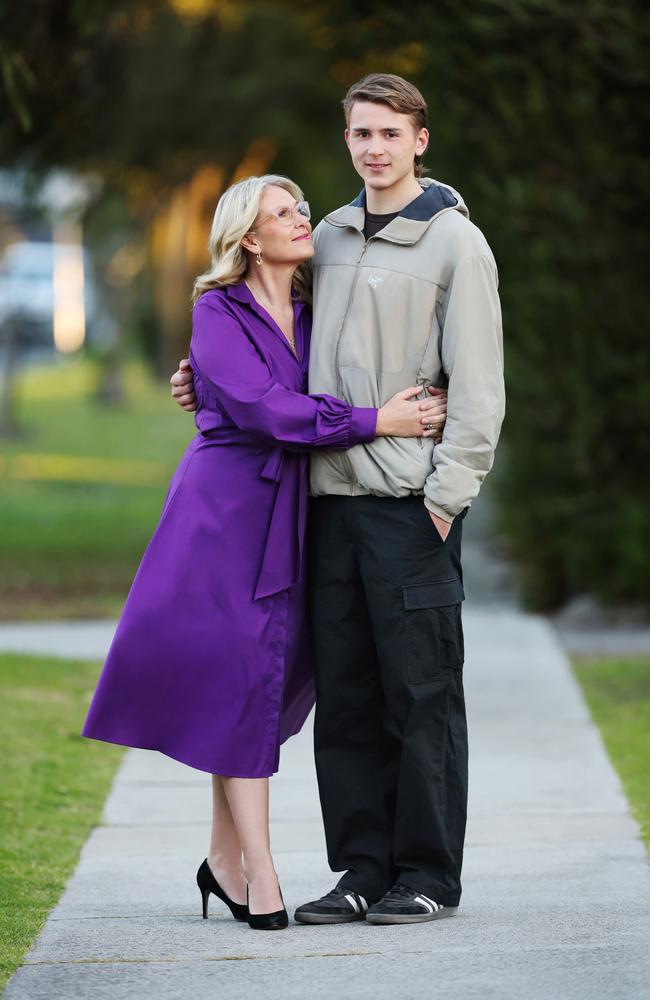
[{"x1": 255, "y1": 200, "x2": 311, "y2": 228}]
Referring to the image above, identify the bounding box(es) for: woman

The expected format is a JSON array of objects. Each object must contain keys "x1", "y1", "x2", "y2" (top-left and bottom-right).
[{"x1": 82, "y1": 175, "x2": 446, "y2": 930}]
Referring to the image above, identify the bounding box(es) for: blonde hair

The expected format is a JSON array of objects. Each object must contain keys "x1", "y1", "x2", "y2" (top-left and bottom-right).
[{"x1": 192, "y1": 174, "x2": 312, "y2": 304}]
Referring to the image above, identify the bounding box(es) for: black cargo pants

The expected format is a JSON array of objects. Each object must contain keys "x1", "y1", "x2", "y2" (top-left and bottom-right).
[{"x1": 308, "y1": 495, "x2": 468, "y2": 906}]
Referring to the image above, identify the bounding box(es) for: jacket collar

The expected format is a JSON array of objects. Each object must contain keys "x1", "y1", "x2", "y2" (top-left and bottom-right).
[{"x1": 324, "y1": 177, "x2": 468, "y2": 245}]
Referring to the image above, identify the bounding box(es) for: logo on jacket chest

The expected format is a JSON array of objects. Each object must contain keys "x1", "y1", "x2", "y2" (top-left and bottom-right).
[{"x1": 367, "y1": 274, "x2": 384, "y2": 289}]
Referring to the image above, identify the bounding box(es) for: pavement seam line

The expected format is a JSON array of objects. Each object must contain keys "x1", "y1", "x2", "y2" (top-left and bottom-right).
[{"x1": 23, "y1": 951, "x2": 385, "y2": 966}]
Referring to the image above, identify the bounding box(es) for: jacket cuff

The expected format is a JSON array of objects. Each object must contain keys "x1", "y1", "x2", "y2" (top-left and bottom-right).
[
  {"x1": 423, "y1": 497, "x2": 455, "y2": 524},
  {"x1": 349, "y1": 407, "x2": 378, "y2": 446}
]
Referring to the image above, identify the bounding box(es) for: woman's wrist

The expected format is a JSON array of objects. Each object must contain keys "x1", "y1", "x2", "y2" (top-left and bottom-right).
[{"x1": 350, "y1": 406, "x2": 380, "y2": 445}]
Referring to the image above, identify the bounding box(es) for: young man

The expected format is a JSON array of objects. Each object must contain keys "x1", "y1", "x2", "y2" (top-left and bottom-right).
[{"x1": 172, "y1": 74, "x2": 504, "y2": 925}]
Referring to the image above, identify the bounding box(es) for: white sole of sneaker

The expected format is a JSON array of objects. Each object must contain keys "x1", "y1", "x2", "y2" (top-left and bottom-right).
[
  {"x1": 365, "y1": 906, "x2": 458, "y2": 925},
  {"x1": 294, "y1": 911, "x2": 366, "y2": 924}
]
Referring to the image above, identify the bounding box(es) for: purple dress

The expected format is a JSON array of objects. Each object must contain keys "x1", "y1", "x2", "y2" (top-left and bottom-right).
[{"x1": 82, "y1": 283, "x2": 377, "y2": 777}]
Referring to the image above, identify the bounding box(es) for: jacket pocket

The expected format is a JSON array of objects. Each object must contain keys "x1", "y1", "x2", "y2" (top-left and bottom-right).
[{"x1": 403, "y1": 578, "x2": 465, "y2": 683}]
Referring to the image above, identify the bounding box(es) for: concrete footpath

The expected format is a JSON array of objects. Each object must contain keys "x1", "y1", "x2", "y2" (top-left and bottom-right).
[{"x1": 3, "y1": 606, "x2": 649, "y2": 1000}]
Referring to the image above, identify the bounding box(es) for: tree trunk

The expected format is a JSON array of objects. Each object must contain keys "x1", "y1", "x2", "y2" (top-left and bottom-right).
[{"x1": 0, "y1": 317, "x2": 21, "y2": 437}]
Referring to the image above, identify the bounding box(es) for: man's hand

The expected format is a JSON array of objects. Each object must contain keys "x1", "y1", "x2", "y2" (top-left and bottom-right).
[
  {"x1": 428, "y1": 510, "x2": 452, "y2": 541},
  {"x1": 170, "y1": 359, "x2": 197, "y2": 412}
]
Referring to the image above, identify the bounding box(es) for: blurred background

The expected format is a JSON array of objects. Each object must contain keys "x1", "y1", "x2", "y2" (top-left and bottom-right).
[
  {"x1": 0, "y1": 0, "x2": 648, "y2": 619},
  {"x1": 1, "y1": 5, "x2": 649, "y2": 989}
]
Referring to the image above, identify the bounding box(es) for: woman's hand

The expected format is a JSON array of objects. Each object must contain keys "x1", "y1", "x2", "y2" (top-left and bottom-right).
[{"x1": 376, "y1": 386, "x2": 447, "y2": 440}]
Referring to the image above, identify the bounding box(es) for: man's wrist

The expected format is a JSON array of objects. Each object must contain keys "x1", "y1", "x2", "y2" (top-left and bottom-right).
[
  {"x1": 428, "y1": 509, "x2": 452, "y2": 541},
  {"x1": 423, "y1": 498, "x2": 454, "y2": 525},
  {"x1": 423, "y1": 498, "x2": 455, "y2": 541}
]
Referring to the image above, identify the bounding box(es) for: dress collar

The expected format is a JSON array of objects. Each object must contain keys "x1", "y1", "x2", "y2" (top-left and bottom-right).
[{"x1": 225, "y1": 281, "x2": 306, "y2": 317}]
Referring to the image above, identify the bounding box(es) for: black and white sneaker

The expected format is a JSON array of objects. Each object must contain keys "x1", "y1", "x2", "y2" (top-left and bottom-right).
[
  {"x1": 365, "y1": 883, "x2": 457, "y2": 924},
  {"x1": 294, "y1": 887, "x2": 370, "y2": 924}
]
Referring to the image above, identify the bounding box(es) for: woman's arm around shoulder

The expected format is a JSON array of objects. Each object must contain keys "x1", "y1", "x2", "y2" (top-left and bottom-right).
[{"x1": 190, "y1": 290, "x2": 377, "y2": 450}]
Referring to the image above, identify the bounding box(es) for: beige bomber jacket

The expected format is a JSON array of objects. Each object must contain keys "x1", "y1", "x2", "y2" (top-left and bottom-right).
[{"x1": 308, "y1": 177, "x2": 505, "y2": 523}]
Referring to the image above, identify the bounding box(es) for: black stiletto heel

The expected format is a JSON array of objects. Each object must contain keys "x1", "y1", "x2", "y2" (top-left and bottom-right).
[
  {"x1": 196, "y1": 859, "x2": 248, "y2": 922},
  {"x1": 246, "y1": 884, "x2": 289, "y2": 930}
]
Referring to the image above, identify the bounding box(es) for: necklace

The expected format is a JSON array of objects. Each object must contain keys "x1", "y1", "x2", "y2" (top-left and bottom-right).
[{"x1": 244, "y1": 280, "x2": 297, "y2": 355}]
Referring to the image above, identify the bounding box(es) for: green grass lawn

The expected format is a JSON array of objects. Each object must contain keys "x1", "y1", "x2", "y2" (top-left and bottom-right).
[
  {"x1": 0, "y1": 357, "x2": 194, "y2": 619},
  {"x1": 573, "y1": 656, "x2": 650, "y2": 850},
  {"x1": 0, "y1": 653, "x2": 123, "y2": 991}
]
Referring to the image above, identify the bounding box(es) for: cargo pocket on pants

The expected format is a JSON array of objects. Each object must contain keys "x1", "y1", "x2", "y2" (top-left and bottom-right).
[{"x1": 402, "y1": 578, "x2": 465, "y2": 684}]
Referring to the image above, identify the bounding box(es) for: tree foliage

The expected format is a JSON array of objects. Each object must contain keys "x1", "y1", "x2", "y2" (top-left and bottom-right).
[{"x1": 1, "y1": 0, "x2": 648, "y2": 608}]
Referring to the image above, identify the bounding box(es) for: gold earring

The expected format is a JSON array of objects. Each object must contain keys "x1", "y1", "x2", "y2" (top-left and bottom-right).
[{"x1": 256, "y1": 251, "x2": 263, "y2": 266}]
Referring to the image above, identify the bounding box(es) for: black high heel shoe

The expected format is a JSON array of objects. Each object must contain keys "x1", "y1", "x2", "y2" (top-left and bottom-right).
[
  {"x1": 246, "y1": 883, "x2": 289, "y2": 930},
  {"x1": 196, "y1": 859, "x2": 248, "y2": 922}
]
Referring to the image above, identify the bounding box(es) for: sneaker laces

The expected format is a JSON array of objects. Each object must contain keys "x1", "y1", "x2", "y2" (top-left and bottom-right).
[{"x1": 385, "y1": 882, "x2": 416, "y2": 900}]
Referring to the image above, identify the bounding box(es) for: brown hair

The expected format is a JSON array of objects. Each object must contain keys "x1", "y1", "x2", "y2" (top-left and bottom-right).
[{"x1": 342, "y1": 73, "x2": 429, "y2": 177}]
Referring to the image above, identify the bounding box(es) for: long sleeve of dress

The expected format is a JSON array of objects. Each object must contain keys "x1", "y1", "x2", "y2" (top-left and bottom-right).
[{"x1": 190, "y1": 293, "x2": 377, "y2": 449}]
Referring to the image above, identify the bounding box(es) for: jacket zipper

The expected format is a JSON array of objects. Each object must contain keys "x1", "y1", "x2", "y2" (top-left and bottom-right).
[
  {"x1": 333, "y1": 237, "x2": 370, "y2": 488},
  {"x1": 332, "y1": 233, "x2": 426, "y2": 467},
  {"x1": 324, "y1": 208, "x2": 453, "y2": 473},
  {"x1": 332, "y1": 228, "x2": 415, "y2": 397},
  {"x1": 334, "y1": 238, "x2": 368, "y2": 398}
]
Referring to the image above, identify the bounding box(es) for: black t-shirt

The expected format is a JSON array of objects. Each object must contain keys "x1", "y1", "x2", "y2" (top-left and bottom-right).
[
  {"x1": 363, "y1": 189, "x2": 429, "y2": 240},
  {"x1": 364, "y1": 209, "x2": 400, "y2": 240}
]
